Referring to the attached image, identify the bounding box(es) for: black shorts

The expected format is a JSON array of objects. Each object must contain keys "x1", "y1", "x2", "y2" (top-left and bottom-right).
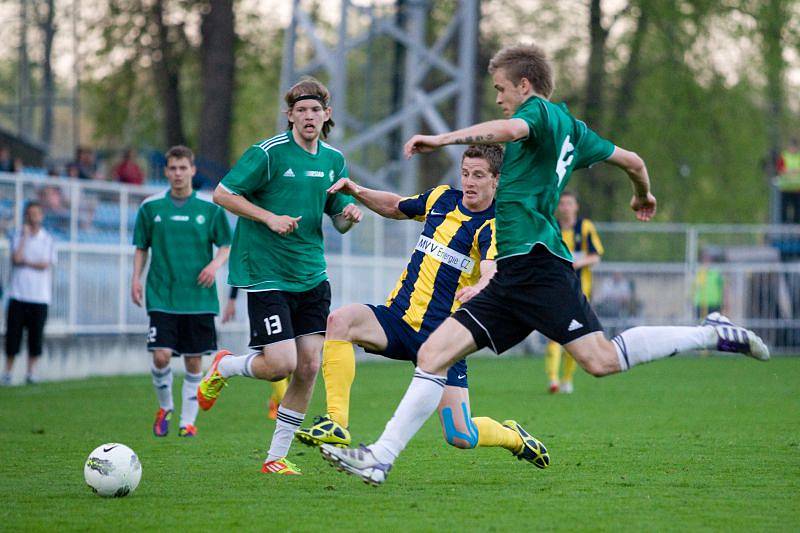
[
  {"x1": 247, "y1": 281, "x2": 331, "y2": 348},
  {"x1": 147, "y1": 312, "x2": 217, "y2": 356},
  {"x1": 364, "y1": 304, "x2": 468, "y2": 388},
  {"x1": 5, "y1": 298, "x2": 48, "y2": 357},
  {"x1": 453, "y1": 245, "x2": 603, "y2": 354}
]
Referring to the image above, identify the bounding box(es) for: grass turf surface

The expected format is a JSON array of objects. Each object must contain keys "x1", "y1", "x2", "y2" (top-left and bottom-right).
[{"x1": 1, "y1": 356, "x2": 798, "y2": 531}]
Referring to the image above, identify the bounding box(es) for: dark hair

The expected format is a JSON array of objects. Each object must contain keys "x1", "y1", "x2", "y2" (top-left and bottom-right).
[
  {"x1": 489, "y1": 44, "x2": 554, "y2": 99},
  {"x1": 165, "y1": 145, "x2": 195, "y2": 164},
  {"x1": 462, "y1": 145, "x2": 504, "y2": 176},
  {"x1": 284, "y1": 77, "x2": 335, "y2": 139},
  {"x1": 24, "y1": 200, "x2": 43, "y2": 216},
  {"x1": 560, "y1": 190, "x2": 578, "y2": 201}
]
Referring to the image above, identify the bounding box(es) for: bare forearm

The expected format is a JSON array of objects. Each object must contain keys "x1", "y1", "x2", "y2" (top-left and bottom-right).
[
  {"x1": 12, "y1": 239, "x2": 26, "y2": 265},
  {"x1": 132, "y1": 248, "x2": 148, "y2": 281},
  {"x1": 213, "y1": 187, "x2": 272, "y2": 224},
  {"x1": 210, "y1": 246, "x2": 230, "y2": 269},
  {"x1": 353, "y1": 187, "x2": 406, "y2": 219},
  {"x1": 440, "y1": 120, "x2": 525, "y2": 145}
]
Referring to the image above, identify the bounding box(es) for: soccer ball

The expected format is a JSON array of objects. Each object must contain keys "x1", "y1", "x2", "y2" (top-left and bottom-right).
[{"x1": 84, "y1": 443, "x2": 142, "y2": 497}]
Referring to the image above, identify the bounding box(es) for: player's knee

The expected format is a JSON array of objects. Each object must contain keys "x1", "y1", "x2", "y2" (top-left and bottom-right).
[
  {"x1": 152, "y1": 351, "x2": 171, "y2": 368},
  {"x1": 293, "y1": 357, "x2": 320, "y2": 382},
  {"x1": 326, "y1": 309, "x2": 353, "y2": 340},
  {"x1": 581, "y1": 356, "x2": 615, "y2": 377},
  {"x1": 444, "y1": 434, "x2": 476, "y2": 449},
  {"x1": 417, "y1": 343, "x2": 445, "y2": 374}
]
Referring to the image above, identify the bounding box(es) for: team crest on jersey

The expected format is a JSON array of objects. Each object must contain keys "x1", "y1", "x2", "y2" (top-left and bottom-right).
[
  {"x1": 329, "y1": 170, "x2": 335, "y2": 182},
  {"x1": 196, "y1": 215, "x2": 206, "y2": 225}
]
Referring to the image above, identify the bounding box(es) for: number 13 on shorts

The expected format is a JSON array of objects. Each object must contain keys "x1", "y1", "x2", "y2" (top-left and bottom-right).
[{"x1": 264, "y1": 314, "x2": 283, "y2": 336}]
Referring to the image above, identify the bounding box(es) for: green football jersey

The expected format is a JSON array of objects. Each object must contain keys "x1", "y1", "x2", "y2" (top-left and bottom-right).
[
  {"x1": 220, "y1": 131, "x2": 355, "y2": 292},
  {"x1": 133, "y1": 190, "x2": 232, "y2": 314},
  {"x1": 496, "y1": 96, "x2": 615, "y2": 261}
]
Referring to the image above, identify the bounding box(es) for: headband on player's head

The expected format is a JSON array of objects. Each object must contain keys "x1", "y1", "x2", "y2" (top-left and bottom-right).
[{"x1": 291, "y1": 94, "x2": 326, "y2": 106}]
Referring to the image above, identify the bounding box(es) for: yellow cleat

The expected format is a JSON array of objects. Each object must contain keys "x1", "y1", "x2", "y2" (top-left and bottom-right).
[
  {"x1": 502, "y1": 419, "x2": 550, "y2": 469},
  {"x1": 197, "y1": 350, "x2": 231, "y2": 411},
  {"x1": 261, "y1": 458, "x2": 302, "y2": 475},
  {"x1": 295, "y1": 414, "x2": 351, "y2": 448}
]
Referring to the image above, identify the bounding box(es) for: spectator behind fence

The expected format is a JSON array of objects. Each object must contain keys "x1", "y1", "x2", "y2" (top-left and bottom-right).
[
  {"x1": 694, "y1": 249, "x2": 725, "y2": 319},
  {"x1": 72, "y1": 146, "x2": 98, "y2": 180},
  {"x1": 112, "y1": 148, "x2": 145, "y2": 185},
  {"x1": 0, "y1": 146, "x2": 13, "y2": 172},
  {"x1": 2, "y1": 202, "x2": 57, "y2": 386},
  {"x1": 777, "y1": 137, "x2": 800, "y2": 223},
  {"x1": 595, "y1": 271, "x2": 636, "y2": 318}
]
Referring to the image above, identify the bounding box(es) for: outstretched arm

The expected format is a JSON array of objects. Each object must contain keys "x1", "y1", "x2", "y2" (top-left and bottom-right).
[
  {"x1": 403, "y1": 119, "x2": 529, "y2": 157},
  {"x1": 605, "y1": 147, "x2": 657, "y2": 221},
  {"x1": 328, "y1": 178, "x2": 409, "y2": 220}
]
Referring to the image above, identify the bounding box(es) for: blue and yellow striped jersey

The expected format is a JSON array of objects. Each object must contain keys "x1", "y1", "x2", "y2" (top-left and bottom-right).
[
  {"x1": 561, "y1": 217, "x2": 603, "y2": 297},
  {"x1": 386, "y1": 185, "x2": 496, "y2": 333}
]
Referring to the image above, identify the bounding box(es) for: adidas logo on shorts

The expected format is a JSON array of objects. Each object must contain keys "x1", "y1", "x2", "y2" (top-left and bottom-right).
[{"x1": 567, "y1": 319, "x2": 583, "y2": 332}]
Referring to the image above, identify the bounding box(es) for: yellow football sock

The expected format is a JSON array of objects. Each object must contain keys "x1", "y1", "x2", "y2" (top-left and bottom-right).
[
  {"x1": 473, "y1": 417, "x2": 523, "y2": 453},
  {"x1": 270, "y1": 376, "x2": 289, "y2": 403},
  {"x1": 562, "y1": 352, "x2": 577, "y2": 383},
  {"x1": 545, "y1": 341, "x2": 562, "y2": 383},
  {"x1": 321, "y1": 340, "x2": 356, "y2": 428}
]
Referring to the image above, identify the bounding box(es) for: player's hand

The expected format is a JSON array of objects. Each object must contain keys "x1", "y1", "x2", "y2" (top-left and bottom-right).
[
  {"x1": 131, "y1": 279, "x2": 144, "y2": 307},
  {"x1": 631, "y1": 192, "x2": 657, "y2": 221},
  {"x1": 266, "y1": 214, "x2": 302, "y2": 236},
  {"x1": 456, "y1": 285, "x2": 483, "y2": 304},
  {"x1": 197, "y1": 264, "x2": 217, "y2": 288},
  {"x1": 327, "y1": 178, "x2": 360, "y2": 196},
  {"x1": 222, "y1": 299, "x2": 236, "y2": 323},
  {"x1": 403, "y1": 135, "x2": 442, "y2": 158},
  {"x1": 340, "y1": 204, "x2": 363, "y2": 223}
]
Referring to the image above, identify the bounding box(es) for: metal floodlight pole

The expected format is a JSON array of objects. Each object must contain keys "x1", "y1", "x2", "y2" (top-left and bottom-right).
[{"x1": 281, "y1": 0, "x2": 478, "y2": 195}]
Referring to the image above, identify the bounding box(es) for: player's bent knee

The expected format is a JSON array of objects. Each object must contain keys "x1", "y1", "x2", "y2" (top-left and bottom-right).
[{"x1": 325, "y1": 310, "x2": 352, "y2": 340}]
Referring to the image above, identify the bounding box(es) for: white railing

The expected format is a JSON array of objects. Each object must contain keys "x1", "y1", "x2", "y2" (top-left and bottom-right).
[{"x1": 2, "y1": 172, "x2": 799, "y2": 356}]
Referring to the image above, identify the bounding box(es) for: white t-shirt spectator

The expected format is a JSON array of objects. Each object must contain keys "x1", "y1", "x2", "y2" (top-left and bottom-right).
[{"x1": 8, "y1": 228, "x2": 57, "y2": 305}]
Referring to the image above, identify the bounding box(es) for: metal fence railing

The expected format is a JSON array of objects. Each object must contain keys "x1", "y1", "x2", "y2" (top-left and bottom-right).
[{"x1": 2, "y1": 172, "x2": 799, "y2": 354}]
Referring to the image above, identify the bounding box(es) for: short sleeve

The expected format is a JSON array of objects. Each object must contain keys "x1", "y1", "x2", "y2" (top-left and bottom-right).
[
  {"x1": 476, "y1": 220, "x2": 497, "y2": 260},
  {"x1": 219, "y1": 146, "x2": 270, "y2": 195},
  {"x1": 325, "y1": 192, "x2": 355, "y2": 216},
  {"x1": 398, "y1": 185, "x2": 450, "y2": 222},
  {"x1": 575, "y1": 123, "x2": 615, "y2": 170},
  {"x1": 49, "y1": 235, "x2": 57, "y2": 265},
  {"x1": 132, "y1": 206, "x2": 150, "y2": 249},
  {"x1": 584, "y1": 219, "x2": 604, "y2": 255},
  {"x1": 211, "y1": 207, "x2": 233, "y2": 246},
  {"x1": 325, "y1": 154, "x2": 355, "y2": 216}
]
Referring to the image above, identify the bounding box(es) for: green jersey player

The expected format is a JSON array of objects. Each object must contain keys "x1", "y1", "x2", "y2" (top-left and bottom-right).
[
  {"x1": 131, "y1": 145, "x2": 232, "y2": 438},
  {"x1": 198, "y1": 77, "x2": 363, "y2": 475},
  {"x1": 322, "y1": 44, "x2": 770, "y2": 485}
]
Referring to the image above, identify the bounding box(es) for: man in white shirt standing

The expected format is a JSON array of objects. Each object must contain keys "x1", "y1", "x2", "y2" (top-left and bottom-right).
[{"x1": 3, "y1": 201, "x2": 56, "y2": 385}]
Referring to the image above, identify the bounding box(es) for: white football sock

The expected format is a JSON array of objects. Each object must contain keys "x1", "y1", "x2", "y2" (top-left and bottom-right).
[
  {"x1": 218, "y1": 352, "x2": 258, "y2": 378},
  {"x1": 612, "y1": 325, "x2": 716, "y2": 371},
  {"x1": 150, "y1": 363, "x2": 174, "y2": 411},
  {"x1": 266, "y1": 406, "x2": 305, "y2": 462},
  {"x1": 180, "y1": 371, "x2": 202, "y2": 427},
  {"x1": 371, "y1": 367, "x2": 447, "y2": 464}
]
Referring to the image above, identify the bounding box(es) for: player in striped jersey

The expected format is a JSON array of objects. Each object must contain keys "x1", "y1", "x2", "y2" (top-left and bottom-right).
[{"x1": 296, "y1": 145, "x2": 548, "y2": 468}]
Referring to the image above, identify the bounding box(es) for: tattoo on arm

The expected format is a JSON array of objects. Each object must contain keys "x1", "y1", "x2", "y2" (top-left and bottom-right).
[{"x1": 452, "y1": 134, "x2": 495, "y2": 145}]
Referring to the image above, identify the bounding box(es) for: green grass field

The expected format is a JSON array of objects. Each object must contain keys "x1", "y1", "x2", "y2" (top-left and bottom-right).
[{"x1": 1, "y1": 356, "x2": 798, "y2": 531}]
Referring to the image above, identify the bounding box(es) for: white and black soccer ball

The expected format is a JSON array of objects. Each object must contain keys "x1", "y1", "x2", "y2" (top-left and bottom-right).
[{"x1": 84, "y1": 443, "x2": 142, "y2": 497}]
